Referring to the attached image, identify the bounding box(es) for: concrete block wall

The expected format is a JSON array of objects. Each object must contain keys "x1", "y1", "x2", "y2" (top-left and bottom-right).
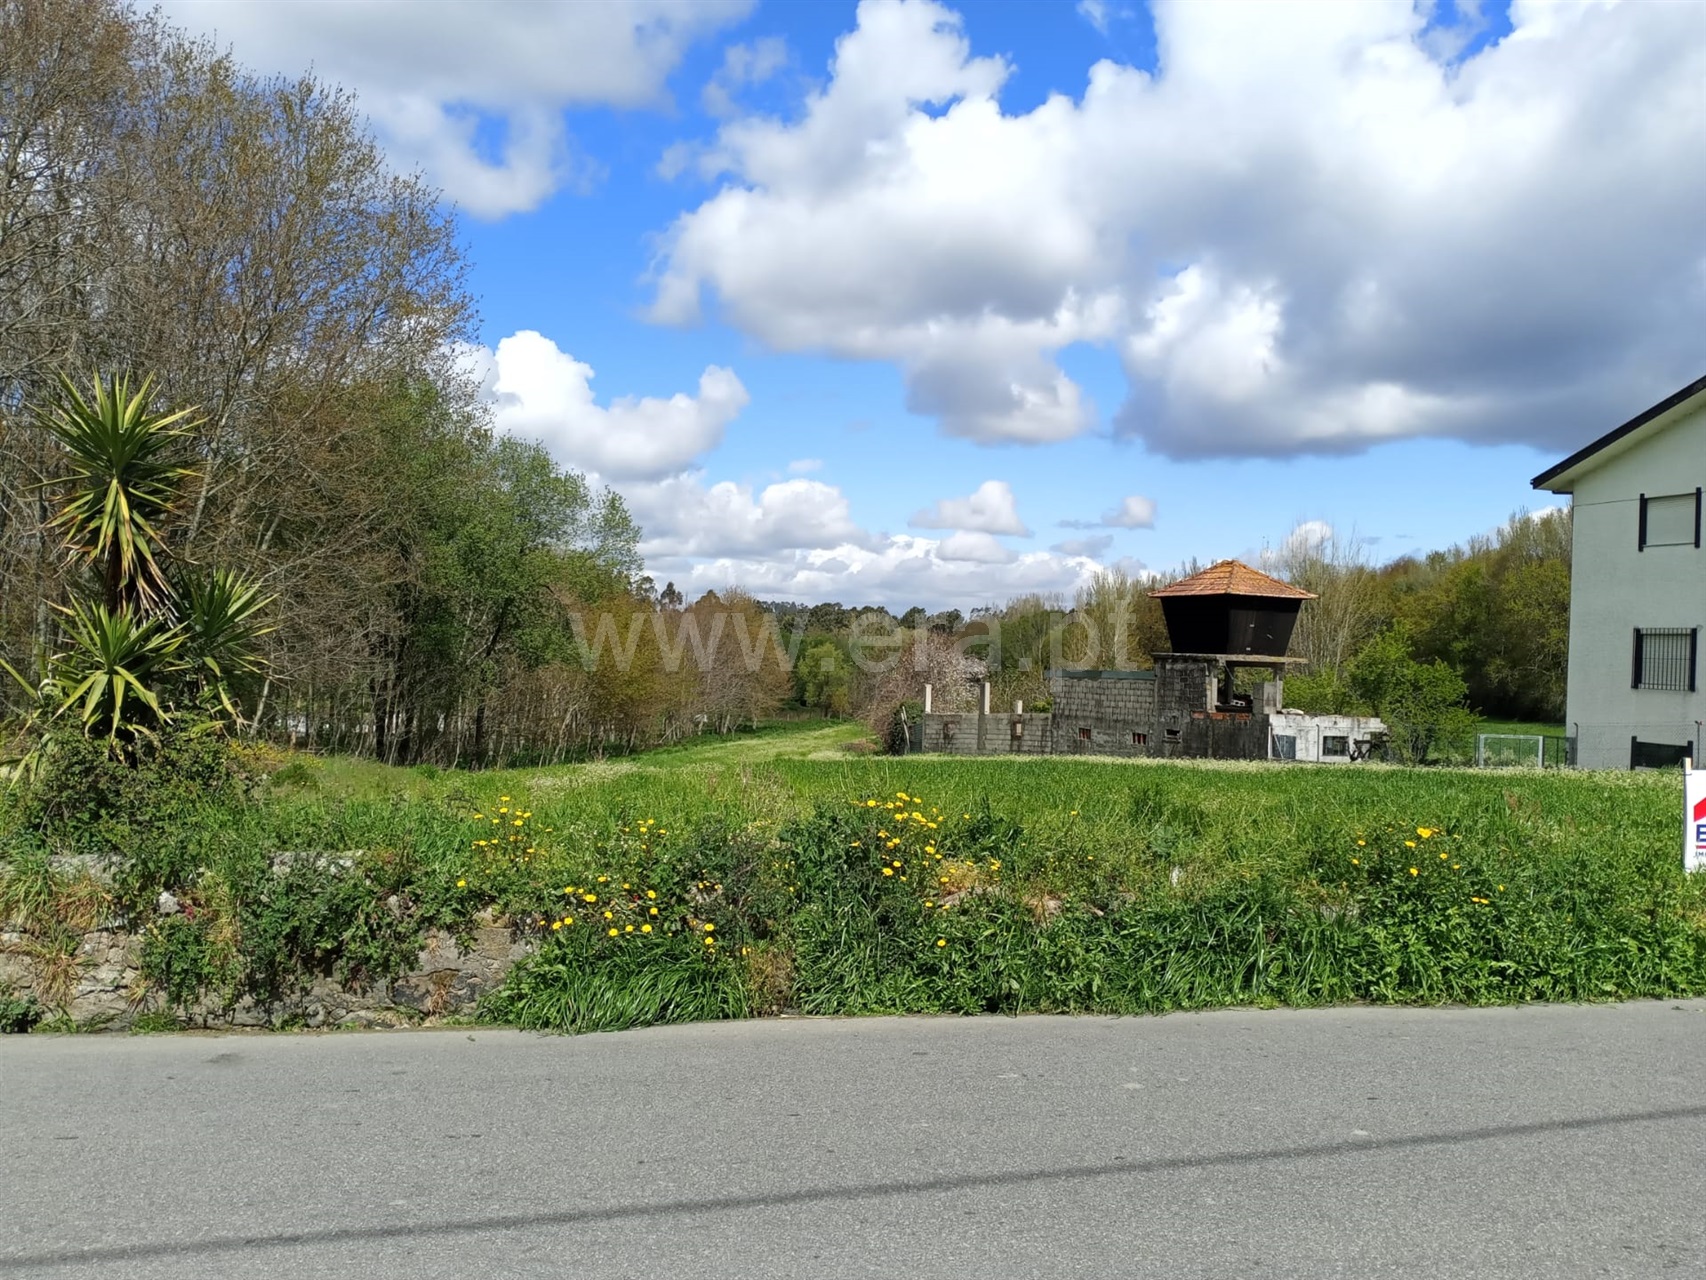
[
  {"x1": 1048, "y1": 670, "x2": 1161, "y2": 757},
  {"x1": 920, "y1": 711, "x2": 1052, "y2": 755}
]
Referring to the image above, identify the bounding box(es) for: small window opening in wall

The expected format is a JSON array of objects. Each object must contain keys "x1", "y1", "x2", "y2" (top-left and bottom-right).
[
  {"x1": 1322, "y1": 735, "x2": 1349, "y2": 758},
  {"x1": 1164, "y1": 727, "x2": 1181, "y2": 741},
  {"x1": 1011, "y1": 720, "x2": 1023, "y2": 739},
  {"x1": 941, "y1": 720, "x2": 955, "y2": 740},
  {"x1": 1078, "y1": 726, "x2": 1092, "y2": 741},
  {"x1": 1131, "y1": 731, "x2": 1148, "y2": 746}
]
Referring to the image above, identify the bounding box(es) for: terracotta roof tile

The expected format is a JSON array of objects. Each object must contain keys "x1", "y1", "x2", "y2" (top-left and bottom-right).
[{"x1": 1148, "y1": 559, "x2": 1317, "y2": 600}]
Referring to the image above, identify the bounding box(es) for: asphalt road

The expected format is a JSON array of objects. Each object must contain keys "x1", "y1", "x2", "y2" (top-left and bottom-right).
[{"x1": 3, "y1": 1003, "x2": 1706, "y2": 1279}]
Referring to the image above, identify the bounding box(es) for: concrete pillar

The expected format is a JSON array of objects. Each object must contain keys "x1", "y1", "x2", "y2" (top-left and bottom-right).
[
  {"x1": 981, "y1": 682, "x2": 991, "y2": 715},
  {"x1": 923, "y1": 683, "x2": 933, "y2": 713},
  {"x1": 1014, "y1": 699, "x2": 1024, "y2": 714}
]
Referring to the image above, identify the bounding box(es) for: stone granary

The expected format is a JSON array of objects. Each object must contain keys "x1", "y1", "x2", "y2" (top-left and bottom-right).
[{"x1": 915, "y1": 559, "x2": 1386, "y2": 762}]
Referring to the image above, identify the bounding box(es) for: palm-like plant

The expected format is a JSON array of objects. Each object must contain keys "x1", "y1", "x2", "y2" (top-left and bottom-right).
[
  {"x1": 50, "y1": 600, "x2": 185, "y2": 744},
  {"x1": 173, "y1": 568, "x2": 276, "y2": 723},
  {"x1": 38, "y1": 372, "x2": 199, "y2": 611}
]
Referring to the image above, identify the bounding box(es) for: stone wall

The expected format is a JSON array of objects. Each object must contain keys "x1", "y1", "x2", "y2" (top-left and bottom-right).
[{"x1": 1, "y1": 901, "x2": 534, "y2": 1032}]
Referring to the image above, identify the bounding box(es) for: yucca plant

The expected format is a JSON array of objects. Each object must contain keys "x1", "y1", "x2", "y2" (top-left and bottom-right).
[
  {"x1": 172, "y1": 567, "x2": 276, "y2": 724},
  {"x1": 37, "y1": 372, "x2": 198, "y2": 612},
  {"x1": 50, "y1": 600, "x2": 184, "y2": 744},
  {"x1": 0, "y1": 373, "x2": 274, "y2": 769}
]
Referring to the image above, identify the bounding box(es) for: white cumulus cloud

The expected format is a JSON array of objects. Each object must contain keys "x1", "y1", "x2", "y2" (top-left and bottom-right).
[
  {"x1": 158, "y1": 0, "x2": 750, "y2": 217},
  {"x1": 649, "y1": 0, "x2": 1706, "y2": 457},
  {"x1": 909, "y1": 480, "x2": 1031, "y2": 535},
  {"x1": 467, "y1": 331, "x2": 747, "y2": 481},
  {"x1": 1102, "y1": 495, "x2": 1157, "y2": 529}
]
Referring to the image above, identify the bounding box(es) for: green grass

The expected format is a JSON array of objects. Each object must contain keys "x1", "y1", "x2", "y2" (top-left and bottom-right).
[{"x1": 6, "y1": 724, "x2": 1704, "y2": 1032}]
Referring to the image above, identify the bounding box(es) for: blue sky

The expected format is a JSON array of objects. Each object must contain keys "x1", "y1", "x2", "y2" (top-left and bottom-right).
[{"x1": 162, "y1": 0, "x2": 1706, "y2": 609}]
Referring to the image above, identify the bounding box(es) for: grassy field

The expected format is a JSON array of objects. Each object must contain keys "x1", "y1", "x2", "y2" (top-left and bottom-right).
[{"x1": 5, "y1": 720, "x2": 1702, "y2": 1032}]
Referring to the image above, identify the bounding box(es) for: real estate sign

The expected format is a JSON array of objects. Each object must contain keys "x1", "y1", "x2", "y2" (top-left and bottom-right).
[{"x1": 1688, "y1": 759, "x2": 1706, "y2": 874}]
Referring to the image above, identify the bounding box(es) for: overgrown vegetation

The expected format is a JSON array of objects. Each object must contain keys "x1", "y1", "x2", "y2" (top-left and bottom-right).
[{"x1": 4, "y1": 731, "x2": 1699, "y2": 1031}]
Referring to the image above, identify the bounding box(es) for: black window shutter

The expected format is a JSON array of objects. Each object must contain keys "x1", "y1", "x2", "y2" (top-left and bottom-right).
[
  {"x1": 1695, "y1": 488, "x2": 1702, "y2": 549},
  {"x1": 1632, "y1": 628, "x2": 1643, "y2": 688},
  {"x1": 1638, "y1": 494, "x2": 1648, "y2": 551},
  {"x1": 1691, "y1": 628, "x2": 1699, "y2": 693}
]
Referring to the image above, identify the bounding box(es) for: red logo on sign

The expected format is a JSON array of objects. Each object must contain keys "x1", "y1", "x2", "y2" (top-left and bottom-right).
[{"x1": 1695, "y1": 796, "x2": 1706, "y2": 822}]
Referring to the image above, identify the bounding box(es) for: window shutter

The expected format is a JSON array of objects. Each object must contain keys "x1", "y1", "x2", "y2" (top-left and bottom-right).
[
  {"x1": 1695, "y1": 488, "x2": 1702, "y2": 549},
  {"x1": 1632, "y1": 628, "x2": 1643, "y2": 688},
  {"x1": 1638, "y1": 494, "x2": 1648, "y2": 551},
  {"x1": 1691, "y1": 628, "x2": 1699, "y2": 694}
]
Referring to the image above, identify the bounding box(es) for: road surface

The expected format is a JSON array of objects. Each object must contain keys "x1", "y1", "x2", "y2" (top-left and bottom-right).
[{"x1": 4, "y1": 1003, "x2": 1705, "y2": 1278}]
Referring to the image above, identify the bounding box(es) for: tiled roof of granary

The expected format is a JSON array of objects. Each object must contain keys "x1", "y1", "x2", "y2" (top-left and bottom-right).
[{"x1": 1148, "y1": 559, "x2": 1317, "y2": 600}]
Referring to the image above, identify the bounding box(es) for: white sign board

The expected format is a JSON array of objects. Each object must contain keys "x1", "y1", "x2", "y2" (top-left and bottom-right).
[{"x1": 1687, "y1": 759, "x2": 1706, "y2": 874}]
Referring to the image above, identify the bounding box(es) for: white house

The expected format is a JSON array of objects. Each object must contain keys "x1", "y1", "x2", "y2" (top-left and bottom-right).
[{"x1": 1534, "y1": 373, "x2": 1706, "y2": 769}]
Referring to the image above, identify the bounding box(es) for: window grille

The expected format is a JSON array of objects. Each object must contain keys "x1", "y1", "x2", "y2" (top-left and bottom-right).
[
  {"x1": 1632, "y1": 627, "x2": 1697, "y2": 691},
  {"x1": 1322, "y1": 735, "x2": 1349, "y2": 757},
  {"x1": 1131, "y1": 731, "x2": 1147, "y2": 746}
]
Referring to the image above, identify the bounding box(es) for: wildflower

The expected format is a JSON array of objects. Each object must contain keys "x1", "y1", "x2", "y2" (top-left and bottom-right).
[
  {"x1": 646, "y1": 890, "x2": 657, "y2": 899},
  {"x1": 924, "y1": 901, "x2": 934, "y2": 908},
  {"x1": 564, "y1": 916, "x2": 573, "y2": 926},
  {"x1": 1404, "y1": 840, "x2": 1417, "y2": 848},
  {"x1": 649, "y1": 907, "x2": 658, "y2": 916},
  {"x1": 925, "y1": 845, "x2": 936, "y2": 855},
  {"x1": 703, "y1": 923, "x2": 715, "y2": 932},
  {"x1": 625, "y1": 925, "x2": 634, "y2": 933},
  {"x1": 1409, "y1": 867, "x2": 1419, "y2": 876},
  {"x1": 1418, "y1": 828, "x2": 1435, "y2": 839},
  {"x1": 1497, "y1": 885, "x2": 1505, "y2": 892},
  {"x1": 882, "y1": 867, "x2": 895, "y2": 877},
  {"x1": 703, "y1": 936, "x2": 715, "y2": 946},
  {"x1": 1440, "y1": 853, "x2": 1448, "y2": 861},
  {"x1": 641, "y1": 924, "x2": 652, "y2": 933},
  {"x1": 552, "y1": 921, "x2": 562, "y2": 930},
  {"x1": 1350, "y1": 858, "x2": 1359, "y2": 866},
  {"x1": 892, "y1": 860, "x2": 902, "y2": 868},
  {"x1": 583, "y1": 893, "x2": 597, "y2": 902},
  {"x1": 866, "y1": 799, "x2": 878, "y2": 808},
  {"x1": 471, "y1": 813, "x2": 483, "y2": 820},
  {"x1": 603, "y1": 911, "x2": 613, "y2": 920},
  {"x1": 936, "y1": 938, "x2": 947, "y2": 947},
  {"x1": 608, "y1": 928, "x2": 619, "y2": 937},
  {"x1": 1071, "y1": 810, "x2": 1079, "y2": 816},
  {"x1": 456, "y1": 879, "x2": 467, "y2": 887},
  {"x1": 1356, "y1": 840, "x2": 1365, "y2": 847},
  {"x1": 896, "y1": 792, "x2": 908, "y2": 800},
  {"x1": 500, "y1": 795, "x2": 511, "y2": 802}
]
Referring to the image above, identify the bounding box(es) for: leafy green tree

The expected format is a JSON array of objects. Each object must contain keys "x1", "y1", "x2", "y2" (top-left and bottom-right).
[{"x1": 1348, "y1": 625, "x2": 1476, "y2": 764}]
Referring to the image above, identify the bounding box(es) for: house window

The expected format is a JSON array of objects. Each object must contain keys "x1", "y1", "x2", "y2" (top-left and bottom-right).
[
  {"x1": 1011, "y1": 719, "x2": 1023, "y2": 739},
  {"x1": 1638, "y1": 490, "x2": 1701, "y2": 550},
  {"x1": 1164, "y1": 727, "x2": 1181, "y2": 741},
  {"x1": 1271, "y1": 734, "x2": 1297, "y2": 760},
  {"x1": 1131, "y1": 731, "x2": 1147, "y2": 746},
  {"x1": 1632, "y1": 627, "x2": 1697, "y2": 691},
  {"x1": 1322, "y1": 735, "x2": 1349, "y2": 757},
  {"x1": 1078, "y1": 727, "x2": 1092, "y2": 741}
]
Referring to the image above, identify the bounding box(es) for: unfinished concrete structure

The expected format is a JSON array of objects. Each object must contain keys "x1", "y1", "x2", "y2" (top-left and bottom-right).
[{"x1": 915, "y1": 559, "x2": 1386, "y2": 762}]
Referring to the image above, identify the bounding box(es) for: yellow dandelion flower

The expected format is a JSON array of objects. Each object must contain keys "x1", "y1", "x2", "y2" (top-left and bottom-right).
[
  {"x1": 1356, "y1": 840, "x2": 1365, "y2": 847},
  {"x1": 866, "y1": 799, "x2": 878, "y2": 807},
  {"x1": 935, "y1": 938, "x2": 947, "y2": 947},
  {"x1": 703, "y1": 936, "x2": 715, "y2": 946},
  {"x1": 1439, "y1": 853, "x2": 1448, "y2": 860},
  {"x1": 608, "y1": 928, "x2": 619, "y2": 937},
  {"x1": 641, "y1": 924, "x2": 652, "y2": 933},
  {"x1": 584, "y1": 893, "x2": 597, "y2": 902},
  {"x1": 625, "y1": 925, "x2": 634, "y2": 933},
  {"x1": 1409, "y1": 867, "x2": 1419, "y2": 876},
  {"x1": 649, "y1": 907, "x2": 658, "y2": 916},
  {"x1": 603, "y1": 911, "x2": 613, "y2": 920},
  {"x1": 646, "y1": 890, "x2": 657, "y2": 900},
  {"x1": 456, "y1": 879, "x2": 466, "y2": 887},
  {"x1": 1404, "y1": 840, "x2": 1417, "y2": 848},
  {"x1": 1418, "y1": 827, "x2": 1434, "y2": 838},
  {"x1": 882, "y1": 867, "x2": 895, "y2": 876},
  {"x1": 704, "y1": 923, "x2": 715, "y2": 932},
  {"x1": 1350, "y1": 858, "x2": 1359, "y2": 866},
  {"x1": 552, "y1": 921, "x2": 562, "y2": 930},
  {"x1": 925, "y1": 845, "x2": 936, "y2": 855}
]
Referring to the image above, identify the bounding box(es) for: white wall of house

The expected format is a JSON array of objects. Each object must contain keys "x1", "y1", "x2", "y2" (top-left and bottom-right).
[{"x1": 1560, "y1": 398, "x2": 1706, "y2": 769}]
